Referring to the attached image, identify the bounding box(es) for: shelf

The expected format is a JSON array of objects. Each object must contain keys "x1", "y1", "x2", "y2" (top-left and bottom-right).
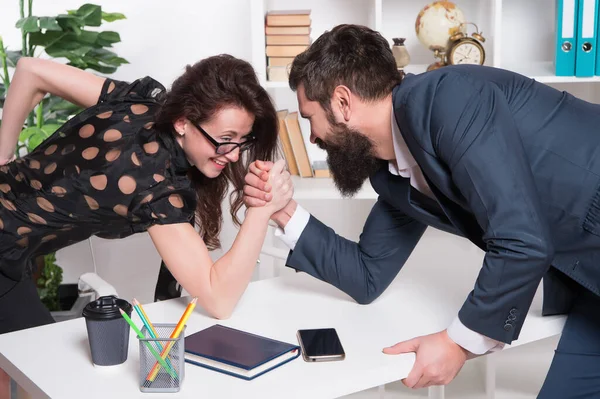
[
  {"x1": 505, "y1": 61, "x2": 600, "y2": 84},
  {"x1": 403, "y1": 63, "x2": 428, "y2": 75},
  {"x1": 291, "y1": 176, "x2": 378, "y2": 200},
  {"x1": 264, "y1": 80, "x2": 290, "y2": 88},
  {"x1": 263, "y1": 65, "x2": 430, "y2": 90},
  {"x1": 401, "y1": 62, "x2": 600, "y2": 84},
  {"x1": 262, "y1": 62, "x2": 600, "y2": 88}
]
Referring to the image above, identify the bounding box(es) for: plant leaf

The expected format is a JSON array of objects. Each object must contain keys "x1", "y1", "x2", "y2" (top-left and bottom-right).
[
  {"x1": 29, "y1": 31, "x2": 66, "y2": 47},
  {"x1": 75, "y1": 30, "x2": 100, "y2": 45},
  {"x1": 79, "y1": 59, "x2": 117, "y2": 74},
  {"x1": 45, "y1": 96, "x2": 79, "y2": 111},
  {"x1": 27, "y1": 133, "x2": 46, "y2": 151},
  {"x1": 46, "y1": 45, "x2": 92, "y2": 59},
  {"x1": 19, "y1": 126, "x2": 43, "y2": 142},
  {"x1": 70, "y1": 4, "x2": 102, "y2": 27},
  {"x1": 43, "y1": 31, "x2": 99, "y2": 59},
  {"x1": 39, "y1": 17, "x2": 62, "y2": 31},
  {"x1": 65, "y1": 58, "x2": 87, "y2": 69},
  {"x1": 16, "y1": 16, "x2": 40, "y2": 33},
  {"x1": 41, "y1": 124, "x2": 61, "y2": 135},
  {"x1": 97, "y1": 31, "x2": 120, "y2": 47},
  {"x1": 6, "y1": 50, "x2": 23, "y2": 67},
  {"x1": 85, "y1": 48, "x2": 129, "y2": 66},
  {"x1": 56, "y1": 14, "x2": 85, "y2": 34},
  {"x1": 101, "y1": 12, "x2": 126, "y2": 22}
]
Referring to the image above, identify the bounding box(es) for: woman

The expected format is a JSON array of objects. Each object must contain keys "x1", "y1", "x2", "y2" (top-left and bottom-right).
[{"x1": 0, "y1": 55, "x2": 291, "y2": 333}]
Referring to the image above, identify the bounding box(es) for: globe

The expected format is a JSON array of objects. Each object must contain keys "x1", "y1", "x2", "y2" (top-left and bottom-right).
[{"x1": 415, "y1": 1, "x2": 467, "y2": 52}]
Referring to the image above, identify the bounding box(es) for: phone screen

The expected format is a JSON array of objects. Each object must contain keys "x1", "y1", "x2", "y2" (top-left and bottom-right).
[{"x1": 297, "y1": 328, "x2": 345, "y2": 358}]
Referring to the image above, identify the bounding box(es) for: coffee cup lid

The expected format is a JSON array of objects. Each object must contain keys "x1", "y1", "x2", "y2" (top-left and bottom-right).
[{"x1": 82, "y1": 295, "x2": 133, "y2": 320}]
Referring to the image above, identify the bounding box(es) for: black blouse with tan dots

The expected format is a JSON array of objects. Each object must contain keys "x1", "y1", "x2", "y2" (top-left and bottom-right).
[{"x1": 0, "y1": 76, "x2": 197, "y2": 281}]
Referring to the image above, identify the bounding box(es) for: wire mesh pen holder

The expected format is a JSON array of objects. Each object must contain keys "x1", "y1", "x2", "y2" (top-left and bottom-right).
[{"x1": 138, "y1": 323, "x2": 186, "y2": 393}]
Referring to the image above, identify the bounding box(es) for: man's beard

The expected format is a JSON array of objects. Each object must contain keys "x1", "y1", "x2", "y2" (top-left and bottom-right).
[{"x1": 316, "y1": 120, "x2": 383, "y2": 197}]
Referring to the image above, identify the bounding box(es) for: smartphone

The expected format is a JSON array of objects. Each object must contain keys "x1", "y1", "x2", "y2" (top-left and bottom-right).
[{"x1": 296, "y1": 328, "x2": 345, "y2": 362}]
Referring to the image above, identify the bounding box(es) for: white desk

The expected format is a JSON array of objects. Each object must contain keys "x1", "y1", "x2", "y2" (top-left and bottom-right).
[{"x1": 0, "y1": 256, "x2": 566, "y2": 399}]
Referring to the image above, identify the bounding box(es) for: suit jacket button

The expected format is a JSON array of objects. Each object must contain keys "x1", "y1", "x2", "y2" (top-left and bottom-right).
[
  {"x1": 509, "y1": 308, "x2": 517, "y2": 315},
  {"x1": 504, "y1": 323, "x2": 512, "y2": 331}
]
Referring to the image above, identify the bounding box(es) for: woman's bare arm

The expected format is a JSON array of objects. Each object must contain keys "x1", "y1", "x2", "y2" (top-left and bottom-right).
[
  {"x1": 148, "y1": 207, "x2": 272, "y2": 319},
  {"x1": 148, "y1": 160, "x2": 292, "y2": 319},
  {"x1": 0, "y1": 57, "x2": 106, "y2": 162}
]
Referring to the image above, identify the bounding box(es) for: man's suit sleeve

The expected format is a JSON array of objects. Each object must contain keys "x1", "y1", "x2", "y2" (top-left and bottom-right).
[
  {"x1": 426, "y1": 73, "x2": 554, "y2": 344},
  {"x1": 284, "y1": 198, "x2": 427, "y2": 304}
]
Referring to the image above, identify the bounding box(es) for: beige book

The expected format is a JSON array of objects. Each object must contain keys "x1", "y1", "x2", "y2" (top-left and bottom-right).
[
  {"x1": 267, "y1": 66, "x2": 289, "y2": 82},
  {"x1": 266, "y1": 35, "x2": 310, "y2": 45},
  {"x1": 265, "y1": 45, "x2": 308, "y2": 57},
  {"x1": 312, "y1": 161, "x2": 330, "y2": 178},
  {"x1": 265, "y1": 26, "x2": 311, "y2": 35},
  {"x1": 284, "y1": 112, "x2": 313, "y2": 177},
  {"x1": 276, "y1": 110, "x2": 299, "y2": 176},
  {"x1": 268, "y1": 57, "x2": 295, "y2": 67},
  {"x1": 266, "y1": 10, "x2": 311, "y2": 26}
]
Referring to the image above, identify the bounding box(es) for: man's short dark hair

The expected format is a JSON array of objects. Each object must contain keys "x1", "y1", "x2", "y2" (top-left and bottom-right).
[{"x1": 289, "y1": 24, "x2": 403, "y2": 112}]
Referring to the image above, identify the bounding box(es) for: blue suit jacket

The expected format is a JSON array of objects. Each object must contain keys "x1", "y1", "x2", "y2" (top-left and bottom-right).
[{"x1": 286, "y1": 64, "x2": 600, "y2": 344}]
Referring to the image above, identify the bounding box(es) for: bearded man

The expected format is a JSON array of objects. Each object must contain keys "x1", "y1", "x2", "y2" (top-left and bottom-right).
[{"x1": 243, "y1": 24, "x2": 600, "y2": 399}]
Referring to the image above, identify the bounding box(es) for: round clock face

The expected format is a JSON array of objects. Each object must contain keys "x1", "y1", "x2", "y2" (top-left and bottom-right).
[{"x1": 449, "y1": 41, "x2": 484, "y2": 65}]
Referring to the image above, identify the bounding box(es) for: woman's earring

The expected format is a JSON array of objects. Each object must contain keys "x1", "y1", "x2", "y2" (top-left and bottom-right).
[{"x1": 178, "y1": 130, "x2": 185, "y2": 136}]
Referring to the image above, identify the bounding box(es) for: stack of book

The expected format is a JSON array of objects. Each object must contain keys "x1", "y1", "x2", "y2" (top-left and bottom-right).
[
  {"x1": 276, "y1": 109, "x2": 329, "y2": 178},
  {"x1": 265, "y1": 10, "x2": 312, "y2": 82}
]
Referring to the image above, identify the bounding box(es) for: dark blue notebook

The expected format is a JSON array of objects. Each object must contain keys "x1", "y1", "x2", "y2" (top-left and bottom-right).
[{"x1": 184, "y1": 324, "x2": 300, "y2": 380}]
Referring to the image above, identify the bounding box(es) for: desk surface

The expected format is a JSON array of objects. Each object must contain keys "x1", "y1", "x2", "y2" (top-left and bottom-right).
[{"x1": 0, "y1": 257, "x2": 566, "y2": 399}]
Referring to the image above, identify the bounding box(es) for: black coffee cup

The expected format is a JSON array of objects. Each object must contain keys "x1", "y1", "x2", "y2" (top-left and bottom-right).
[{"x1": 82, "y1": 295, "x2": 133, "y2": 366}]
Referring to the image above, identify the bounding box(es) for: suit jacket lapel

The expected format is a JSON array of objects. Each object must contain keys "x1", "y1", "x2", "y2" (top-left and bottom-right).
[{"x1": 391, "y1": 83, "x2": 486, "y2": 250}]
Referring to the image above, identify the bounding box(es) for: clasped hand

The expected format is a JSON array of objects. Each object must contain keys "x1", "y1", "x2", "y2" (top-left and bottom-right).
[
  {"x1": 249, "y1": 159, "x2": 293, "y2": 214},
  {"x1": 243, "y1": 160, "x2": 288, "y2": 209}
]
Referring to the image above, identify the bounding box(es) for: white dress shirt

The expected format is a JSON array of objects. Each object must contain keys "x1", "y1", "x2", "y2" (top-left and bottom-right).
[{"x1": 274, "y1": 111, "x2": 504, "y2": 355}]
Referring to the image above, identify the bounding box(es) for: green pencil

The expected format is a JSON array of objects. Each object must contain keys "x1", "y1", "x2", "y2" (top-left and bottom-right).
[
  {"x1": 132, "y1": 300, "x2": 175, "y2": 371},
  {"x1": 119, "y1": 308, "x2": 178, "y2": 380}
]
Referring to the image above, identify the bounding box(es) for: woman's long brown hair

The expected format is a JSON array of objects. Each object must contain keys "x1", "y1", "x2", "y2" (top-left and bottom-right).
[{"x1": 155, "y1": 55, "x2": 279, "y2": 250}]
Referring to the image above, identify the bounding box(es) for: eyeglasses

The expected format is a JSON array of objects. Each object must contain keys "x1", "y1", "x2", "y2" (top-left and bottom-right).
[{"x1": 190, "y1": 120, "x2": 256, "y2": 155}]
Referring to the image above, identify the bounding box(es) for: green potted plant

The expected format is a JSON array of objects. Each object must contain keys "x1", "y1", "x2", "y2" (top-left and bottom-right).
[{"x1": 0, "y1": 2, "x2": 128, "y2": 313}]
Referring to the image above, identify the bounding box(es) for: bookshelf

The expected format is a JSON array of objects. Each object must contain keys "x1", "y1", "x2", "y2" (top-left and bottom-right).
[{"x1": 250, "y1": 0, "x2": 600, "y2": 200}]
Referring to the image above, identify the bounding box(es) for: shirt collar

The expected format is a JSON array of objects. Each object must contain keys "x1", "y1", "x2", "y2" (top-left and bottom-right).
[
  {"x1": 158, "y1": 130, "x2": 192, "y2": 175},
  {"x1": 389, "y1": 109, "x2": 417, "y2": 175}
]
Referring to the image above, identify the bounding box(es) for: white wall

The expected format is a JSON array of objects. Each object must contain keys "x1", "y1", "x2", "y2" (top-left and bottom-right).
[{"x1": 0, "y1": 0, "x2": 253, "y2": 83}]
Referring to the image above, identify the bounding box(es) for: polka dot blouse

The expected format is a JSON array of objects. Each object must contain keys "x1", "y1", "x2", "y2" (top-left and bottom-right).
[{"x1": 0, "y1": 76, "x2": 197, "y2": 281}]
